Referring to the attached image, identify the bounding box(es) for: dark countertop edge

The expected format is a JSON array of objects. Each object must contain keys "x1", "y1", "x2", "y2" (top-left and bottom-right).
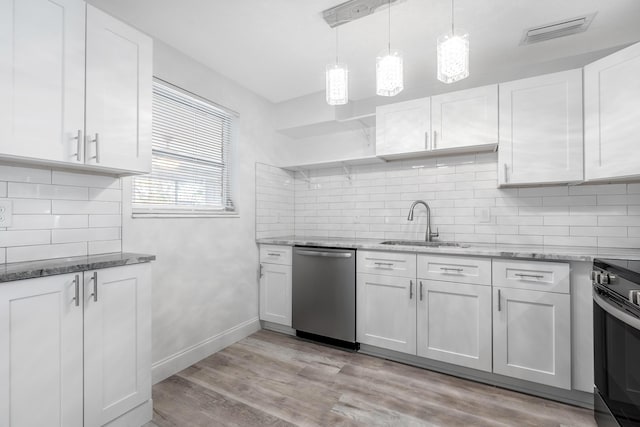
[
  {"x1": 0, "y1": 252, "x2": 156, "y2": 283},
  {"x1": 256, "y1": 237, "x2": 640, "y2": 263}
]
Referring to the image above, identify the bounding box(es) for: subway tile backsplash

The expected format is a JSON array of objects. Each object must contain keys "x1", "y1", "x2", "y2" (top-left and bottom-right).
[
  {"x1": 255, "y1": 162, "x2": 294, "y2": 239},
  {"x1": 0, "y1": 163, "x2": 122, "y2": 263},
  {"x1": 257, "y1": 152, "x2": 640, "y2": 248}
]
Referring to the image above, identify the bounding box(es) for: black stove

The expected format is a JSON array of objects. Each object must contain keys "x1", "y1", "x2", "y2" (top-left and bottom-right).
[{"x1": 593, "y1": 258, "x2": 640, "y2": 427}]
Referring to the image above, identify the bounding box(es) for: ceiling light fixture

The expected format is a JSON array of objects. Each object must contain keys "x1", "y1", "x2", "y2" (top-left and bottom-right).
[
  {"x1": 437, "y1": 0, "x2": 469, "y2": 84},
  {"x1": 376, "y1": 0, "x2": 403, "y2": 96},
  {"x1": 326, "y1": 26, "x2": 349, "y2": 105}
]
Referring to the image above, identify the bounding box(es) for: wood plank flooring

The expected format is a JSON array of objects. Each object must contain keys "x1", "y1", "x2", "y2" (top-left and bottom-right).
[{"x1": 149, "y1": 330, "x2": 595, "y2": 427}]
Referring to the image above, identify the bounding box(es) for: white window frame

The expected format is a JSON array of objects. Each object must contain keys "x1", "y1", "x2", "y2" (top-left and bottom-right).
[{"x1": 132, "y1": 78, "x2": 238, "y2": 218}]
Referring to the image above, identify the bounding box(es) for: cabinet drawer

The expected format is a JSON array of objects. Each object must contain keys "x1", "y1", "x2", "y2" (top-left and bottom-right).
[
  {"x1": 492, "y1": 259, "x2": 569, "y2": 294},
  {"x1": 357, "y1": 251, "x2": 416, "y2": 278},
  {"x1": 417, "y1": 254, "x2": 491, "y2": 286},
  {"x1": 260, "y1": 245, "x2": 292, "y2": 265}
]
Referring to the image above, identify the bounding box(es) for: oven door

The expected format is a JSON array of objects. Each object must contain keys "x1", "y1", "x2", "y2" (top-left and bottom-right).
[{"x1": 594, "y1": 289, "x2": 640, "y2": 426}]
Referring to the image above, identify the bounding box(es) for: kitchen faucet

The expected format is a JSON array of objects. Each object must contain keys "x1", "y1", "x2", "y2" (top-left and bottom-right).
[{"x1": 407, "y1": 200, "x2": 439, "y2": 242}]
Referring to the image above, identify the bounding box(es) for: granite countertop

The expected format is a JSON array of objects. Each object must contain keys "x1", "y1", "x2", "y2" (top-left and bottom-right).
[
  {"x1": 257, "y1": 236, "x2": 640, "y2": 262},
  {"x1": 0, "y1": 252, "x2": 156, "y2": 283}
]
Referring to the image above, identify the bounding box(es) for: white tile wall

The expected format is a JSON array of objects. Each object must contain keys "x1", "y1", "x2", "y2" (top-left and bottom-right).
[
  {"x1": 0, "y1": 163, "x2": 122, "y2": 263},
  {"x1": 255, "y1": 162, "x2": 294, "y2": 239},
  {"x1": 257, "y1": 152, "x2": 640, "y2": 249}
]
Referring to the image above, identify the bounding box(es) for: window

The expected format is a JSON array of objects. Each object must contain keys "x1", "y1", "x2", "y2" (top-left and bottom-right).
[{"x1": 133, "y1": 79, "x2": 237, "y2": 217}]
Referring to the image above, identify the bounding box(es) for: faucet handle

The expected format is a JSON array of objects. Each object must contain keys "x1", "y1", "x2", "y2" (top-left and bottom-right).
[{"x1": 430, "y1": 228, "x2": 439, "y2": 239}]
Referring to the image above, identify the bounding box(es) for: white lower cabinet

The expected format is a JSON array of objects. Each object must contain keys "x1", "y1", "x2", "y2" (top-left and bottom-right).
[
  {"x1": 493, "y1": 287, "x2": 571, "y2": 390},
  {"x1": 0, "y1": 263, "x2": 152, "y2": 427},
  {"x1": 416, "y1": 280, "x2": 492, "y2": 372},
  {"x1": 357, "y1": 273, "x2": 416, "y2": 354},
  {"x1": 259, "y1": 245, "x2": 292, "y2": 326}
]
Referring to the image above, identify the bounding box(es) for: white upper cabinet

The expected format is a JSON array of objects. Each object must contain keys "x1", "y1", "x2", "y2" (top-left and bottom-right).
[
  {"x1": 0, "y1": 1, "x2": 152, "y2": 175},
  {"x1": 431, "y1": 85, "x2": 498, "y2": 151},
  {"x1": 0, "y1": 0, "x2": 86, "y2": 165},
  {"x1": 498, "y1": 69, "x2": 583, "y2": 186},
  {"x1": 375, "y1": 97, "x2": 430, "y2": 157},
  {"x1": 584, "y1": 42, "x2": 640, "y2": 182},
  {"x1": 85, "y1": 5, "x2": 152, "y2": 174}
]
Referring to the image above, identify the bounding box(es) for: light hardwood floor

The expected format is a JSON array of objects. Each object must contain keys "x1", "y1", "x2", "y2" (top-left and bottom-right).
[{"x1": 149, "y1": 330, "x2": 595, "y2": 427}]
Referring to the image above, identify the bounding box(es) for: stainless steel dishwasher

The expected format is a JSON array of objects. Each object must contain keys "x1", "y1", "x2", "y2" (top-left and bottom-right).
[{"x1": 292, "y1": 246, "x2": 357, "y2": 348}]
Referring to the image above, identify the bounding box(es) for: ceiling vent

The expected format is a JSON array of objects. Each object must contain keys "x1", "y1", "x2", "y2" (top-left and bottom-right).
[
  {"x1": 322, "y1": 0, "x2": 401, "y2": 28},
  {"x1": 520, "y1": 13, "x2": 596, "y2": 45}
]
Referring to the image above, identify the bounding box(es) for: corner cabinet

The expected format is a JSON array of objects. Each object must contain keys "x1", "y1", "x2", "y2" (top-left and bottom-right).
[
  {"x1": 0, "y1": 0, "x2": 152, "y2": 175},
  {"x1": 0, "y1": 263, "x2": 152, "y2": 427},
  {"x1": 259, "y1": 245, "x2": 292, "y2": 327},
  {"x1": 498, "y1": 69, "x2": 583, "y2": 186},
  {"x1": 584, "y1": 41, "x2": 640, "y2": 182}
]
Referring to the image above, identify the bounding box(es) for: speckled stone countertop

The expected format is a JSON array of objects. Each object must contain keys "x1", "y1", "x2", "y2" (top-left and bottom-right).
[
  {"x1": 257, "y1": 236, "x2": 640, "y2": 262},
  {"x1": 0, "y1": 252, "x2": 156, "y2": 283}
]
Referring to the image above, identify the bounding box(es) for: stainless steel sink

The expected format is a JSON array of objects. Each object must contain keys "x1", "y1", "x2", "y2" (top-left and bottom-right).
[{"x1": 379, "y1": 240, "x2": 469, "y2": 248}]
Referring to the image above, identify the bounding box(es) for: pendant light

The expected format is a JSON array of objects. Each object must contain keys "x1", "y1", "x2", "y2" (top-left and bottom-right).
[
  {"x1": 437, "y1": 0, "x2": 469, "y2": 84},
  {"x1": 326, "y1": 26, "x2": 348, "y2": 105},
  {"x1": 376, "y1": 0, "x2": 403, "y2": 96}
]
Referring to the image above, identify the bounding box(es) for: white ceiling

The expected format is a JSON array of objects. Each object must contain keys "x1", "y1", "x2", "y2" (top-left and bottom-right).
[{"x1": 87, "y1": 0, "x2": 640, "y2": 104}]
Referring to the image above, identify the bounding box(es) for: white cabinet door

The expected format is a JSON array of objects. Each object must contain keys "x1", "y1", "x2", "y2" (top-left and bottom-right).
[
  {"x1": 499, "y1": 69, "x2": 583, "y2": 186},
  {"x1": 0, "y1": 273, "x2": 83, "y2": 427},
  {"x1": 0, "y1": 0, "x2": 85, "y2": 165},
  {"x1": 585, "y1": 42, "x2": 640, "y2": 181},
  {"x1": 493, "y1": 287, "x2": 571, "y2": 389},
  {"x1": 357, "y1": 273, "x2": 416, "y2": 354},
  {"x1": 85, "y1": 5, "x2": 152, "y2": 174},
  {"x1": 259, "y1": 263, "x2": 292, "y2": 326},
  {"x1": 376, "y1": 97, "x2": 430, "y2": 157},
  {"x1": 84, "y1": 264, "x2": 151, "y2": 426},
  {"x1": 416, "y1": 280, "x2": 492, "y2": 372},
  {"x1": 431, "y1": 85, "x2": 498, "y2": 151}
]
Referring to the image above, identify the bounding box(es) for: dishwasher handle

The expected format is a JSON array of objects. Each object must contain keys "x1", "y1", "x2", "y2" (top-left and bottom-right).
[{"x1": 295, "y1": 250, "x2": 353, "y2": 258}]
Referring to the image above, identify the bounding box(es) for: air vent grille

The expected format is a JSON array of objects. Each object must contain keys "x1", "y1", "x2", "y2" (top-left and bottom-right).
[
  {"x1": 521, "y1": 13, "x2": 596, "y2": 45},
  {"x1": 323, "y1": 0, "x2": 400, "y2": 28}
]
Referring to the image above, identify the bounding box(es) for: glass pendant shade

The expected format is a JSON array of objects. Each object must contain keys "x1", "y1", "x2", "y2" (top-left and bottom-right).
[
  {"x1": 325, "y1": 63, "x2": 349, "y2": 105},
  {"x1": 376, "y1": 49, "x2": 404, "y2": 96},
  {"x1": 437, "y1": 31, "x2": 469, "y2": 84}
]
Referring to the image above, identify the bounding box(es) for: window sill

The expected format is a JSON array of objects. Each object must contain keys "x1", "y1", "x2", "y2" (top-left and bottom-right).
[{"x1": 132, "y1": 210, "x2": 239, "y2": 219}]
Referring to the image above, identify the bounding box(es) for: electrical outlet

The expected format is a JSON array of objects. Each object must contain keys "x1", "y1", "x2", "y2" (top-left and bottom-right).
[
  {"x1": 478, "y1": 208, "x2": 491, "y2": 223},
  {"x1": 0, "y1": 200, "x2": 13, "y2": 227}
]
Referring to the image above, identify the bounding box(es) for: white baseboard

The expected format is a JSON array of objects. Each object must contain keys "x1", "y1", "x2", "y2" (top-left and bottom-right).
[{"x1": 151, "y1": 317, "x2": 261, "y2": 384}]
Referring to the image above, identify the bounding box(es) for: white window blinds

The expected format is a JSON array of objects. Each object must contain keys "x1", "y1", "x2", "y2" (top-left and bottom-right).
[{"x1": 133, "y1": 80, "x2": 237, "y2": 216}]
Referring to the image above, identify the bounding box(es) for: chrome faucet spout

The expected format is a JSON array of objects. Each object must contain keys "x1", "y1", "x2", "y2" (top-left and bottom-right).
[{"x1": 407, "y1": 200, "x2": 439, "y2": 242}]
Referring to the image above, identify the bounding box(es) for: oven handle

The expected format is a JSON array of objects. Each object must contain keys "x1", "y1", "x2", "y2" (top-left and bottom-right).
[
  {"x1": 295, "y1": 250, "x2": 352, "y2": 258},
  {"x1": 594, "y1": 291, "x2": 640, "y2": 331}
]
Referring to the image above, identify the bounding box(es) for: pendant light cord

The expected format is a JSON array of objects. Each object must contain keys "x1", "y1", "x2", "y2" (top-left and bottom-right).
[
  {"x1": 335, "y1": 26, "x2": 339, "y2": 63},
  {"x1": 388, "y1": 0, "x2": 391, "y2": 53},
  {"x1": 451, "y1": 0, "x2": 455, "y2": 34}
]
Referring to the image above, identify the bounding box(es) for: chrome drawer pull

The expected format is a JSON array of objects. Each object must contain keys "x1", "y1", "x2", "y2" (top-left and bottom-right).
[
  {"x1": 374, "y1": 262, "x2": 394, "y2": 267},
  {"x1": 440, "y1": 267, "x2": 463, "y2": 272},
  {"x1": 515, "y1": 273, "x2": 544, "y2": 280},
  {"x1": 73, "y1": 274, "x2": 80, "y2": 307},
  {"x1": 409, "y1": 280, "x2": 413, "y2": 300},
  {"x1": 267, "y1": 253, "x2": 281, "y2": 256}
]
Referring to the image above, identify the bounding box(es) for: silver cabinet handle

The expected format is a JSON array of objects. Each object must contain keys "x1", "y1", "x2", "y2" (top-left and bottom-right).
[
  {"x1": 374, "y1": 262, "x2": 394, "y2": 266},
  {"x1": 515, "y1": 273, "x2": 544, "y2": 280},
  {"x1": 267, "y1": 252, "x2": 281, "y2": 257},
  {"x1": 433, "y1": 130, "x2": 438, "y2": 148},
  {"x1": 504, "y1": 164, "x2": 509, "y2": 183},
  {"x1": 73, "y1": 274, "x2": 80, "y2": 307},
  {"x1": 498, "y1": 289, "x2": 501, "y2": 312},
  {"x1": 440, "y1": 267, "x2": 463, "y2": 272},
  {"x1": 89, "y1": 133, "x2": 100, "y2": 163},
  {"x1": 90, "y1": 271, "x2": 98, "y2": 302},
  {"x1": 409, "y1": 280, "x2": 413, "y2": 300},
  {"x1": 259, "y1": 264, "x2": 264, "y2": 278},
  {"x1": 424, "y1": 131, "x2": 429, "y2": 150},
  {"x1": 73, "y1": 130, "x2": 83, "y2": 161},
  {"x1": 296, "y1": 250, "x2": 352, "y2": 258},
  {"x1": 419, "y1": 281, "x2": 423, "y2": 301}
]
